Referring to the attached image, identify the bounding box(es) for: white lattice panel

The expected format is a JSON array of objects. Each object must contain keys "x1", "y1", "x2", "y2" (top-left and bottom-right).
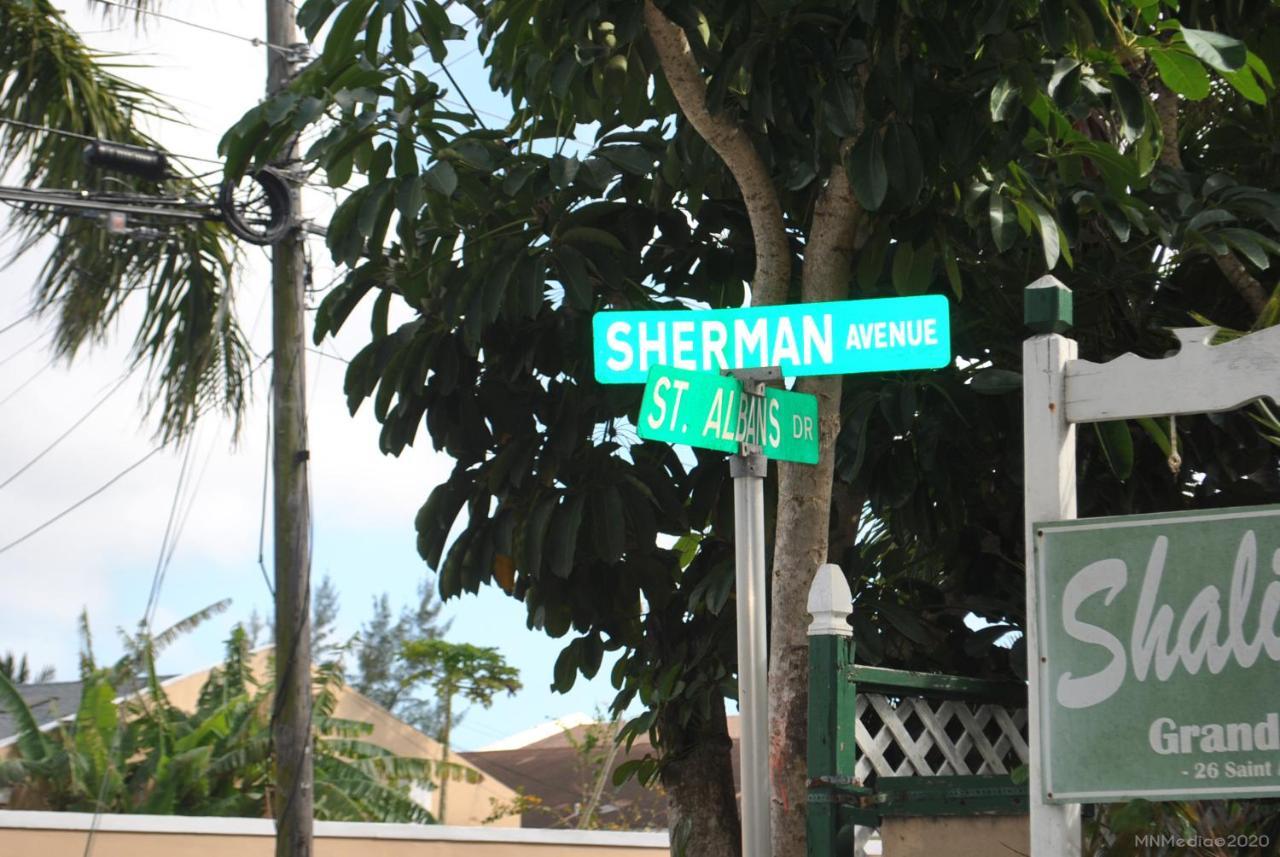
[{"x1": 853, "y1": 693, "x2": 1028, "y2": 783}]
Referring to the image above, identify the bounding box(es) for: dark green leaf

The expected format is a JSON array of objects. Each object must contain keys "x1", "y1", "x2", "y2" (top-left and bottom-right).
[
  {"x1": 593, "y1": 485, "x2": 626, "y2": 564},
  {"x1": 1042, "y1": 0, "x2": 1067, "y2": 51},
  {"x1": 1222, "y1": 65, "x2": 1266, "y2": 105},
  {"x1": 597, "y1": 146, "x2": 654, "y2": 176},
  {"x1": 322, "y1": 0, "x2": 373, "y2": 68},
  {"x1": 551, "y1": 154, "x2": 581, "y2": 187},
  {"x1": 989, "y1": 77, "x2": 1019, "y2": 122},
  {"x1": 423, "y1": 161, "x2": 457, "y2": 196},
  {"x1": 890, "y1": 240, "x2": 935, "y2": 296},
  {"x1": 547, "y1": 494, "x2": 585, "y2": 579},
  {"x1": 1094, "y1": 421, "x2": 1134, "y2": 481},
  {"x1": 823, "y1": 75, "x2": 859, "y2": 138},
  {"x1": 883, "y1": 124, "x2": 923, "y2": 206},
  {"x1": 519, "y1": 494, "x2": 558, "y2": 578},
  {"x1": 1022, "y1": 199, "x2": 1062, "y2": 270},
  {"x1": 1151, "y1": 49, "x2": 1211, "y2": 100},
  {"x1": 846, "y1": 128, "x2": 887, "y2": 211},
  {"x1": 502, "y1": 163, "x2": 540, "y2": 196},
  {"x1": 263, "y1": 93, "x2": 298, "y2": 126},
  {"x1": 1109, "y1": 74, "x2": 1146, "y2": 141},
  {"x1": 1180, "y1": 27, "x2": 1246, "y2": 73},
  {"x1": 1048, "y1": 58, "x2": 1082, "y2": 107},
  {"x1": 855, "y1": 228, "x2": 889, "y2": 290},
  {"x1": 556, "y1": 246, "x2": 593, "y2": 310},
  {"x1": 989, "y1": 192, "x2": 1017, "y2": 252},
  {"x1": 970, "y1": 368, "x2": 1022, "y2": 395},
  {"x1": 552, "y1": 641, "x2": 579, "y2": 693}
]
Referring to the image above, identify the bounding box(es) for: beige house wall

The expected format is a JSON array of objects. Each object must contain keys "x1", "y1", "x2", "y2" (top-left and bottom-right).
[
  {"x1": 880, "y1": 815, "x2": 1029, "y2": 857},
  {"x1": 0, "y1": 811, "x2": 668, "y2": 857},
  {"x1": 1, "y1": 649, "x2": 518, "y2": 828}
]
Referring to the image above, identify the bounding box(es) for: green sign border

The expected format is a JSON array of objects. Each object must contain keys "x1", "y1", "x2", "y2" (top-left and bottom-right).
[
  {"x1": 1034, "y1": 503, "x2": 1280, "y2": 804},
  {"x1": 635, "y1": 365, "x2": 819, "y2": 464}
]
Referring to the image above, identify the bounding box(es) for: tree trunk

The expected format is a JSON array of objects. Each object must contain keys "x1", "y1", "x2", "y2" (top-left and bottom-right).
[
  {"x1": 1148, "y1": 74, "x2": 1271, "y2": 317},
  {"x1": 437, "y1": 691, "x2": 453, "y2": 823},
  {"x1": 770, "y1": 168, "x2": 863, "y2": 857},
  {"x1": 645, "y1": 9, "x2": 866, "y2": 855},
  {"x1": 660, "y1": 695, "x2": 742, "y2": 857}
]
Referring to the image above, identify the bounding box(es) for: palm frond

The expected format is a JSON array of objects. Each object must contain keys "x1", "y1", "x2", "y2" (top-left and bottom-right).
[
  {"x1": 0, "y1": 0, "x2": 251, "y2": 441},
  {"x1": 149, "y1": 599, "x2": 232, "y2": 654},
  {"x1": 0, "y1": 670, "x2": 55, "y2": 762}
]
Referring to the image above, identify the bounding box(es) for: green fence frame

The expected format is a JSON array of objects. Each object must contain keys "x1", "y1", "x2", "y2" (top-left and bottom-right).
[{"x1": 805, "y1": 566, "x2": 1030, "y2": 857}]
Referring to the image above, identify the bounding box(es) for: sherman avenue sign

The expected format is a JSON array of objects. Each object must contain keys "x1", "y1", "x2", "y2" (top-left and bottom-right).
[
  {"x1": 593, "y1": 296, "x2": 951, "y2": 857},
  {"x1": 592, "y1": 295, "x2": 950, "y2": 384},
  {"x1": 635, "y1": 365, "x2": 819, "y2": 464},
  {"x1": 1035, "y1": 505, "x2": 1280, "y2": 803}
]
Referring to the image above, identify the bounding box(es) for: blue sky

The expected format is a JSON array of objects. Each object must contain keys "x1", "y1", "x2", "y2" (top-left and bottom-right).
[{"x1": 0, "y1": 0, "x2": 627, "y2": 752}]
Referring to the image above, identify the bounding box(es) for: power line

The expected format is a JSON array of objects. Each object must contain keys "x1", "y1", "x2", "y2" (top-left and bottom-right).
[
  {"x1": 0, "y1": 117, "x2": 223, "y2": 168},
  {"x1": 0, "y1": 333, "x2": 44, "y2": 368},
  {"x1": 0, "y1": 447, "x2": 162, "y2": 557},
  {"x1": 306, "y1": 346, "x2": 348, "y2": 364},
  {"x1": 0, "y1": 356, "x2": 54, "y2": 407},
  {"x1": 93, "y1": 0, "x2": 296, "y2": 55},
  {"x1": 424, "y1": 46, "x2": 479, "y2": 80},
  {"x1": 142, "y1": 435, "x2": 195, "y2": 627},
  {"x1": 147, "y1": 426, "x2": 222, "y2": 627},
  {"x1": 0, "y1": 308, "x2": 36, "y2": 335},
  {"x1": 0, "y1": 373, "x2": 131, "y2": 491},
  {"x1": 439, "y1": 67, "x2": 487, "y2": 129},
  {"x1": 256, "y1": 400, "x2": 275, "y2": 596}
]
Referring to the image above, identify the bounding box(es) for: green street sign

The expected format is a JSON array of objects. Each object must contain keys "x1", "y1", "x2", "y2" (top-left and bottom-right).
[
  {"x1": 636, "y1": 365, "x2": 819, "y2": 464},
  {"x1": 1035, "y1": 505, "x2": 1280, "y2": 803},
  {"x1": 593, "y1": 295, "x2": 950, "y2": 384}
]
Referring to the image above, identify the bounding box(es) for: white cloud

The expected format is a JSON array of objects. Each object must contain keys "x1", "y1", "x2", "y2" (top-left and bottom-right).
[
  {"x1": 0, "y1": 0, "x2": 453, "y2": 676},
  {"x1": 0, "y1": 2, "x2": 626, "y2": 748}
]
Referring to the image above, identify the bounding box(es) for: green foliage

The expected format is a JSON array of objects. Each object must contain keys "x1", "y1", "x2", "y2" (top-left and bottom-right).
[
  {"x1": 400, "y1": 640, "x2": 521, "y2": 709},
  {"x1": 0, "y1": 652, "x2": 54, "y2": 685},
  {"x1": 0, "y1": 0, "x2": 251, "y2": 441},
  {"x1": 312, "y1": 573, "x2": 343, "y2": 659},
  {"x1": 0, "y1": 610, "x2": 445, "y2": 823},
  {"x1": 349, "y1": 578, "x2": 452, "y2": 737},
  {"x1": 221, "y1": 0, "x2": 1280, "y2": 813},
  {"x1": 1087, "y1": 797, "x2": 1280, "y2": 856}
]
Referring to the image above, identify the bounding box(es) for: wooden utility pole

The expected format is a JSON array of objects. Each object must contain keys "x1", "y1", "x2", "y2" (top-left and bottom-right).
[{"x1": 265, "y1": 1, "x2": 313, "y2": 855}]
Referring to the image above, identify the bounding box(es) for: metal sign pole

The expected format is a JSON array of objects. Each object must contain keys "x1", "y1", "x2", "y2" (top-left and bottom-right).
[{"x1": 729, "y1": 370, "x2": 774, "y2": 857}]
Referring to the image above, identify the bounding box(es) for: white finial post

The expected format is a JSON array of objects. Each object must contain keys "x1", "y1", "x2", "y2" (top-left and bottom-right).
[
  {"x1": 807, "y1": 563, "x2": 853, "y2": 637},
  {"x1": 806, "y1": 563, "x2": 857, "y2": 855}
]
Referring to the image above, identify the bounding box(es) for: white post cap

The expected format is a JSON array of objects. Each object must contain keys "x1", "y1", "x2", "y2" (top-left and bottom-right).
[{"x1": 806, "y1": 563, "x2": 853, "y2": 637}]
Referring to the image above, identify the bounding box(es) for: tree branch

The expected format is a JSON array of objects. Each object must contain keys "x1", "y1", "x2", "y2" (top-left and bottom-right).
[
  {"x1": 1148, "y1": 75, "x2": 1270, "y2": 316},
  {"x1": 643, "y1": 0, "x2": 790, "y2": 306},
  {"x1": 801, "y1": 164, "x2": 862, "y2": 303},
  {"x1": 768, "y1": 162, "x2": 862, "y2": 854}
]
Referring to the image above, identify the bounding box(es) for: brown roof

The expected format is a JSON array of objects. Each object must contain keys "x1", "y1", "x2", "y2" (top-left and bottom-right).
[{"x1": 461, "y1": 717, "x2": 742, "y2": 831}]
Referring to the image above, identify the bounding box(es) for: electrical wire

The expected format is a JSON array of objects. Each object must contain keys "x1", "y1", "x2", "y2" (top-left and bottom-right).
[
  {"x1": 306, "y1": 346, "x2": 349, "y2": 364},
  {"x1": 256, "y1": 399, "x2": 274, "y2": 596},
  {"x1": 439, "y1": 66, "x2": 488, "y2": 129},
  {"x1": 142, "y1": 434, "x2": 195, "y2": 626},
  {"x1": 0, "y1": 447, "x2": 162, "y2": 557},
  {"x1": 154, "y1": 426, "x2": 222, "y2": 610},
  {"x1": 0, "y1": 333, "x2": 44, "y2": 368},
  {"x1": 93, "y1": 0, "x2": 296, "y2": 55},
  {"x1": 0, "y1": 373, "x2": 131, "y2": 491},
  {"x1": 0, "y1": 356, "x2": 55, "y2": 407},
  {"x1": 0, "y1": 308, "x2": 36, "y2": 336},
  {"x1": 0, "y1": 116, "x2": 223, "y2": 168},
  {"x1": 424, "y1": 45, "x2": 479, "y2": 80}
]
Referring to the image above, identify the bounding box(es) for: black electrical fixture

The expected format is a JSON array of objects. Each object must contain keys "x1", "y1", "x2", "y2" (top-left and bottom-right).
[{"x1": 82, "y1": 141, "x2": 170, "y2": 181}]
